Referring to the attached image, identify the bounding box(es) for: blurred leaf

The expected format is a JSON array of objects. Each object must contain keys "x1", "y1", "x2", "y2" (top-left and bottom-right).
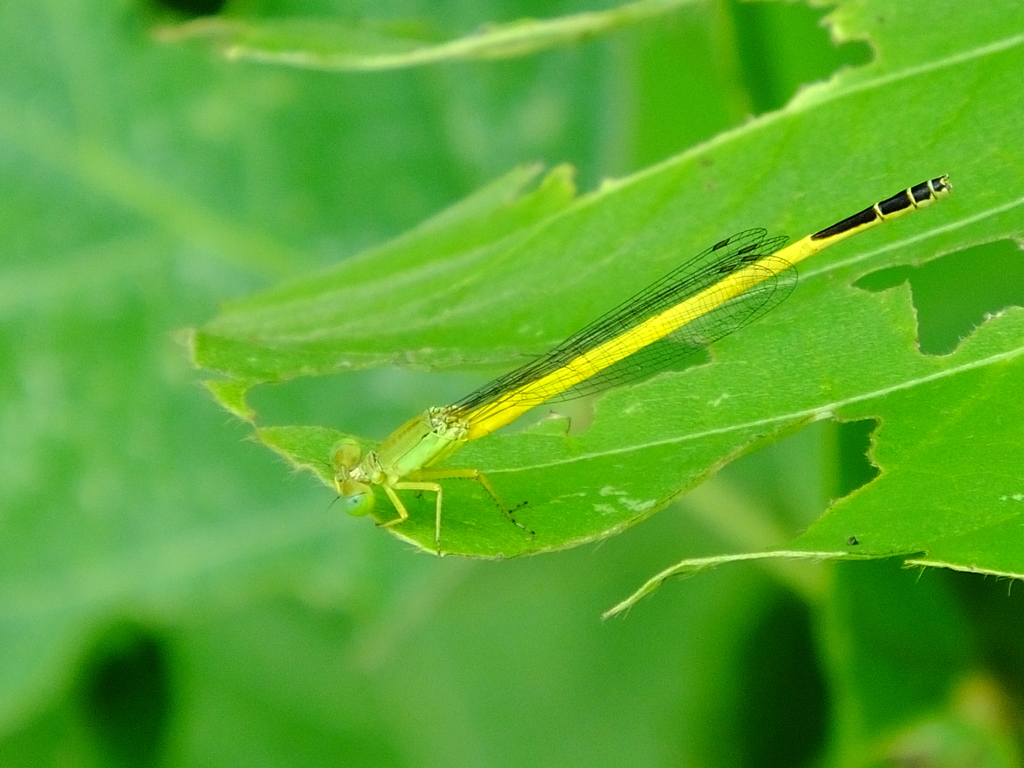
[
  {"x1": 194, "y1": 0, "x2": 1024, "y2": 563},
  {"x1": 0, "y1": 0, "x2": 675, "y2": 744},
  {"x1": 155, "y1": 0, "x2": 703, "y2": 71},
  {"x1": 161, "y1": 515, "x2": 788, "y2": 768},
  {"x1": 816, "y1": 563, "x2": 1020, "y2": 768}
]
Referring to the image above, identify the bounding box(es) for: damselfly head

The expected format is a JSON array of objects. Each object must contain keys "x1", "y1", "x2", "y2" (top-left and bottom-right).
[
  {"x1": 331, "y1": 438, "x2": 362, "y2": 474},
  {"x1": 331, "y1": 439, "x2": 375, "y2": 516}
]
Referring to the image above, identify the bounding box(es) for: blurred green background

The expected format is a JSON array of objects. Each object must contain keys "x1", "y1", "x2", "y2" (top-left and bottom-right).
[{"x1": 2, "y1": 0, "x2": 1023, "y2": 766}]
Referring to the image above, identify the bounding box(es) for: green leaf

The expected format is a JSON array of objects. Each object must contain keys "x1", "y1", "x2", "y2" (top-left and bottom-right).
[
  {"x1": 608, "y1": 344, "x2": 1024, "y2": 616},
  {"x1": 155, "y1": 0, "x2": 702, "y2": 71},
  {"x1": 194, "y1": 1, "x2": 1024, "y2": 563}
]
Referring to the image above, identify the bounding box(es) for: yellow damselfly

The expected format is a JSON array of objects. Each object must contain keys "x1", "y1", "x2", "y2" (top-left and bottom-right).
[{"x1": 333, "y1": 176, "x2": 951, "y2": 548}]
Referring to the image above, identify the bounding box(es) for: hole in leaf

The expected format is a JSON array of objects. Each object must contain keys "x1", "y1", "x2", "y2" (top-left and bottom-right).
[
  {"x1": 737, "y1": 590, "x2": 829, "y2": 768},
  {"x1": 833, "y1": 417, "x2": 880, "y2": 499},
  {"x1": 148, "y1": 0, "x2": 226, "y2": 18},
  {"x1": 249, "y1": 366, "x2": 490, "y2": 439},
  {"x1": 688, "y1": 417, "x2": 881, "y2": 547},
  {"x1": 729, "y1": 0, "x2": 872, "y2": 114},
  {"x1": 76, "y1": 624, "x2": 173, "y2": 768},
  {"x1": 856, "y1": 239, "x2": 1024, "y2": 356}
]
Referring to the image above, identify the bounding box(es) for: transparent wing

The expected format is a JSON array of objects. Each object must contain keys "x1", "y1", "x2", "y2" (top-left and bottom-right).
[
  {"x1": 452, "y1": 229, "x2": 794, "y2": 416},
  {"x1": 551, "y1": 253, "x2": 796, "y2": 401}
]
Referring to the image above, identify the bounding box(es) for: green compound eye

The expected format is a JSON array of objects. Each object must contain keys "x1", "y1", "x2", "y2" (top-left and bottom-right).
[{"x1": 335, "y1": 477, "x2": 375, "y2": 518}]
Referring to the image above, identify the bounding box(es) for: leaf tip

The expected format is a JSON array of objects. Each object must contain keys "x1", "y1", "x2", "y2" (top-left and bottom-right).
[{"x1": 203, "y1": 379, "x2": 258, "y2": 423}]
